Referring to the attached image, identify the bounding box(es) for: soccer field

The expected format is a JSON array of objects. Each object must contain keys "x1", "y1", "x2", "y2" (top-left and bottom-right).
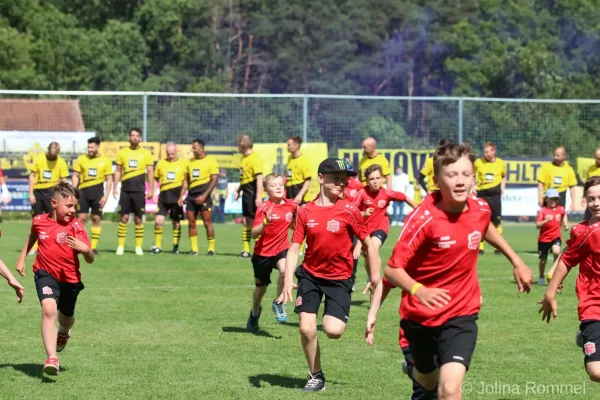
[{"x1": 0, "y1": 221, "x2": 593, "y2": 399}]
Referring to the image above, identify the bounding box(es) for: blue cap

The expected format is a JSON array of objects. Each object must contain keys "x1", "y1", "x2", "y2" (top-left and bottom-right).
[{"x1": 545, "y1": 188, "x2": 560, "y2": 198}]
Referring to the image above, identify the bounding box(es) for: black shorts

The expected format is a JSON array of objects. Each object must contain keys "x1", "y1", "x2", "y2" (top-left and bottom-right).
[
  {"x1": 286, "y1": 184, "x2": 308, "y2": 205},
  {"x1": 34, "y1": 269, "x2": 85, "y2": 317},
  {"x1": 402, "y1": 346, "x2": 437, "y2": 400},
  {"x1": 78, "y1": 185, "x2": 104, "y2": 217},
  {"x1": 252, "y1": 249, "x2": 288, "y2": 286},
  {"x1": 478, "y1": 190, "x2": 502, "y2": 227},
  {"x1": 241, "y1": 182, "x2": 258, "y2": 218},
  {"x1": 538, "y1": 238, "x2": 562, "y2": 259},
  {"x1": 119, "y1": 191, "x2": 145, "y2": 217},
  {"x1": 559, "y1": 190, "x2": 567, "y2": 209},
  {"x1": 401, "y1": 314, "x2": 479, "y2": 374},
  {"x1": 185, "y1": 191, "x2": 213, "y2": 216},
  {"x1": 580, "y1": 320, "x2": 600, "y2": 365},
  {"x1": 294, "y1": 265, "x2": 352, "y2": 323},
  {"x1": 370, "y1": 230, "x2": 388, "y2": 245},
  {"x1": 32, "y1": 188, "x2": 53, "y2": 216}
]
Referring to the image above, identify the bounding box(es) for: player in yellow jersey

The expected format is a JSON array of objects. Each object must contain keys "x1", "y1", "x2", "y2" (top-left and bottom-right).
[
  {"x1": 359, "y1": 137, "x2": 391, "y2": 187},
  {"x1": 113, "y1": 128, "x2": 155, "y2": 256},
  {"x1": 474, "y1": 141, "x2": 507, "y2": 255},
  {"x1": 235, "y1": 135, "x2": 264, "y2": 258},
  {"x1": 179, "y1": 139, "x2": 219, "y2": 255},
  {"x1": 418, "y1": 139, "x2": 451, "y2": 195},
  {"x1": 28, "y1": 142, "x2": 70, "y2": 255},
  {"x1": 286, "y1": 136, "x2": 311, "y2": 204},
  {"x1": 152, "y1": 143, "x2": 187, "y2": 254},
  {"x1": 583, "y1": 148, "x2": 600, "y2": 220},
  {"x1": 72, "y1": 137, "x2": 113, "y2": 254},
  {"x1": 537, "y1": 146, "x2": 577, "y2": 212}
]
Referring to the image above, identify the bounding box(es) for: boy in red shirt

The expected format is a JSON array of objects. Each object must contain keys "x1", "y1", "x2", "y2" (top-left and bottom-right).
[
  {"x1": 384, "y1": 143, "x2": 532, "y2": 399},
  {"x1": 15, "y1": 182, "x2": 94, "y2": 376},
  {"x1": 278, "y1": 158, "x2": 381, "y2": 392},
  {"x1": 247, "y1": 173, "x2": 298, "y2": 331},
  {"x1": 536, "y1": 188, "x2": 569, "y2": 285},
  {"x1": 539, "y1": 176, "x2": 600, "y2": 382}
]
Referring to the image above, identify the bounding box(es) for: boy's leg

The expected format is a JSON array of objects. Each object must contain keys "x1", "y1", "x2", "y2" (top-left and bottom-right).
[
  {"x1": 272, "y1": 253, "x2": 288, "y2": 323},
  {"x1": 438, "y1": 364, "x2": 467, "y2": 400},
  {"x1": 580, "y1": 321, "x2": 600, "y2": 382},
  {"x1": 401, "y1": 319, "x2": 440, "y2": 392},
  {"x1": 537, "y1": 242, "x2": 549, "y2": 285},
  {"x1": 322, "y1": 280, "x2": 352, "y2": 339},
  {"x1": 402, "y1": 346, "x2": 439, "y2": 400},
  {"x1": 41, "y1": 298, "x2": 59, "y2": 359},
  {"x1": 56, "y1": 281, "x2": 84, "y2": 352},
  {"x1": 248, "y1": 254, "x2": 272, "y2": 331},
  {"x1": 299, "y1": 312, "x2": 321, "y2": 372}
]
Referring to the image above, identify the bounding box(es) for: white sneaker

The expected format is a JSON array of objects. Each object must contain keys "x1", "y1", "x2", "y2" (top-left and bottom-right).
[
  {"x1": 115, "y1": 246, "x2": 124, "y2": 255},
  {"x1": 399, "y1": 222, "x2": 404, "y2": 227},
  {"x1": 135, "y1": 247, "x2": 144, "y2": 256},
  {"x1": 391, "y1": 221, "x2": 397, "y2": 227},
  {"x1": 537, "y1": 277, "x2": 545, "y2": 286}
]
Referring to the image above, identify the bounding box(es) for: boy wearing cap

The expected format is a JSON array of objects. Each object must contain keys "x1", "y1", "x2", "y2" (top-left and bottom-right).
[
  {"x1": 536, "y1": 188, "x2": 569, "y2": 285},
  {"x1": 277, "y1": 158, "x2": 381, "y2": 392}
]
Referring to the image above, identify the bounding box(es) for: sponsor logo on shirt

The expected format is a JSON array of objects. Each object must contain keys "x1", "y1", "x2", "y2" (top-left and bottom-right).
[
  {"x1": 287, "y1": 169, "x2": 293, "y2": 178},
  {"x1": 42, "y1": 170, "x2": 52, "y2": 180},
  {"x1": 88, "y1": 168, "x2": 98, "y2": 177},
  {"x1": 285, "y1": 212, "x2": 293, "y2": 222},
  {"x1": 192, "y1": 169, "x2": 200, "y2": 178},
  {"x1": 485, "y1": 172, "x2": 494, "y2": 181},
  {"x1": 326, "y1": 219, "x2": 340, "y2": 233},
  {"x1": 56, "y1": 232, "x2": 68, "y2": 245},
  {"x1": 435, "y1": 236, "x2": 456, "y2": 248},
  {"x1": 271, "y1": 213, "x2": 280, "y2": 221},
  {"x1": 467, "y1": 230, "x2": 482, "y2": 250},
  {"x1": 307, "y1": 219, "x2": 319, "y2": 228},
  {"x1": 553, "y1": 176, "x2": 562, "y2": 185},
  {"x1": 585, "y1": 342, "x2": 596, "y2": 356},
  {"x1": 166, "y1": 172, "x2": 176, "y2": 181},
  {"x1": 128, "y1": 159, "x2": 138, "y2": 168}
]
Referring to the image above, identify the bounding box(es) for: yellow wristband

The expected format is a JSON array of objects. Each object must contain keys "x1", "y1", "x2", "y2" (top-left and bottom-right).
[
  {"x1": 263, "y1": 218, "x2": 268, "y2": 225},
  {"x1": 410, "y1": 283, "x2": 423, "y2": 295},
  {"x1": 546, "y1": 273, "x2": 552, "y2": 281}
]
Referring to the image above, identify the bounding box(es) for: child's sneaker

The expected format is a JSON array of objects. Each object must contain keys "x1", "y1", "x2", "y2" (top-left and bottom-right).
[
  {"x1": 43, "y1": 357, "x2": 59, "y2": 375},
  {"x1": 247, "y1": 306, "x2": 261, "y2": 333},
  {"x1": 302, "y1": 371, "x2": 325, "y2": 392},
  {"x1": 537, "y1": 277, "x2": 546, "y2": 286},
  {"x1": 56, "y1": 331, "x2": 71, "y2": 352},
  {"x1": 115, "y1": 246, "x2": 124, "y2": 255},
  {"x1": 272, "y1": 301, "x2": 287, "y2": 323},
  {"x1": 135, "y1": 247, "x2": 144, "y2": 256}
]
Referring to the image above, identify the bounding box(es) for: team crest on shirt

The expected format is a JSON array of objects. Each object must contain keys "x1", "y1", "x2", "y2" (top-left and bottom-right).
[
  {"x1": 378, "y1": 200, "x2": 387, "y2": 208},
  {"x1": 56, "y1": 232, "x2": 68, "y2": 245},
  {"x1": 585, "y1": 342, "x2": 596, "y2": 356},
  {"x1": 326, "y1": 219, "x2": 340, "y2": 233},
  {"x1": 467, "y1": 231, "x2": 482, "y2": 250},
  {"x1": 285, "y1": 212, "x2": 293, "y2": 222}
]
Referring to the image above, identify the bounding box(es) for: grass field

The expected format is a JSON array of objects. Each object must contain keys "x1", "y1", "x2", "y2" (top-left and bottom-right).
[{"x1": 0, "y1": 221, "x2": 594, "y2": 399}]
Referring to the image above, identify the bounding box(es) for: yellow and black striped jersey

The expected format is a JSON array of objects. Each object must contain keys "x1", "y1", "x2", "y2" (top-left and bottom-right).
[
  {"x1": 358, "y1": 154, "x2": 391, "y2": 184},
  {"x1": 74, "y1": 154, "x2": 113, "y2": 190},
  {"x1": 116, "y1": 147, "x2": 153, "y2": 192},
  {"x1": 155, "y1": 158, "x2": 187, "y2": 192},
  {"x1": 239, "y1": 152, "x2": 263, "y2": 186},
  {"x1": 187, "y1": 155, "x2": 219, "y2": 191},
  {"x1": 31, "y1": 154, "x2": 69, "y2": 190},
  {"x1": 474, "y1": 157, "x2": 506, "y2": 192}
]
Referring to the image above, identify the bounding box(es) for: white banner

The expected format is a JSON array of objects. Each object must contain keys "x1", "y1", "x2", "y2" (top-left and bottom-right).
[{"x1": 0, "y1": 131, "x2": 94, "y2": 153}]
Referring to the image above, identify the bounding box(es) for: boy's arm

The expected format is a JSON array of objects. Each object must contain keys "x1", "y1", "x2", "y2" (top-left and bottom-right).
[
  {"x1": 484, "y1": 223, "x2": 533, "y2": 292},
  {"x1": 16, "y1": 230, "x2": 38, "y2": 276},
  {"x1": 277, "y1": 242, "x2": 301, "y2": 305},
  {"x1": 539, "y1": 260, "x2": 570, "y2": 323},
  {"x1": 0, "y1": 257, "x2": 24, "y2": 303},
  {"x1": 360, "y1": 236, "x2": 381, "y2": 290},
  {"x1": 563, "y1": 213, "x2": 569, "y2": 230},
  {"x1": 404, "y1": 197, "x2": 417, "y2": 209},
  {"x1": 251, "y1": 205, "x2": 269, "y2": 239}
]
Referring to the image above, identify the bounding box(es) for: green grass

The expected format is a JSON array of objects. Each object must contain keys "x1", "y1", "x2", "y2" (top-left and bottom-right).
[{"x1": 0, "y1": 221, "x2": 594, "y2": 399}]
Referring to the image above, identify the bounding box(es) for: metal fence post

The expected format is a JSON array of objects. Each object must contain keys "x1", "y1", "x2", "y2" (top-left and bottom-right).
[
  {"x1": 142, "y1": 93, "x2": 148, "y2": 142},
  {"x1": 302, "y1": 95, "x2": 308, "y2": 143},
  {"x1": 458, "y1": 98, "x2": 464, "y2": 144}
]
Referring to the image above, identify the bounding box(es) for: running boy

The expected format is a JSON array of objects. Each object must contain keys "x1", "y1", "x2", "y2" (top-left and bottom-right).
[
  {"x1": 383, "y1": 143, "x2": 532, "y2": 400},
  {"x1": 277, "y1": 158, "x2": 381, "y2": 392},
  {"x1": 536, "y1": 188, "x2": 568, "y2": 285},
  {"x1": 539, "y1": 176, "x2": 600, "y2": 382},
  {"x1": 15, "y1": 182, "x2": 94, "y2": 376},
  {"x1": 247, "y1": 173, "x2": 298, "y2": 332}
]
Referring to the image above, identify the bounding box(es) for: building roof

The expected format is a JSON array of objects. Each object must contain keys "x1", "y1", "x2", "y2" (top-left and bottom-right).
[{"x1": 0, "y1": 99, "x2": 85, "y2": 131}]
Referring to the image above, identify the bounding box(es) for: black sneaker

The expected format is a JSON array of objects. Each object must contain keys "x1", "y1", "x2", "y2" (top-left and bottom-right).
[
  {"x1": 152, "y1": 248, "x2": 162, "y2": 254},
  {"x1": 207, "y1": 251, "x2": 215, "y2": 256},
  {"x1": 478, "y1": 250, "x2": 484, "y2": 255},
  {"x1": 494, "y1": 249, "x2": 501, "y2": 255},
  {"x1": 92, "y1": 249, "x2": 99, "y2": 255},
  {"x1": 239, "y1": 251, "x2": 251, "y2": 258},
  {"x1": 172, "y1": 245, "x2": 179, "y2": 255},
  {"x1": 246, "y1": 306, "x2": 261, "y2": 333},
  {"x1": 302, "y1": 371, "x2": 325, "y2": 392}
]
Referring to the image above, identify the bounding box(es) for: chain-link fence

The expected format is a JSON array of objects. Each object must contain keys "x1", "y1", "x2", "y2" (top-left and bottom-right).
[{"x1": 2, "y1": 90, "x2": 600, "y2": 160}]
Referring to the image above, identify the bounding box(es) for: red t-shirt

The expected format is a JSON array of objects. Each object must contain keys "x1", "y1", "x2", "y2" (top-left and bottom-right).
[
  {"x1": 31, "y1": 214, "x2": 90, "y2": 283},
  {"x1": 355, "y1": 188, "x2": 406, "y2": 234},
  {"x1": 561, "y1": 222, "x2": 600, "y2": 321},
  {"x1": 344, "y1": 178, "x2": 363, "y2": 202},
  {"x1": 292, "y1": 199, "x2": 368, "y2": 280},
  {"x1": 388, "y1": 197, "x2": 491, "y2": 327},
  {"x1": 537, "y1": 206, "x2": 565, "y2": 243},
  {"x1": 252, "y1": 199, "x2": 298, "y2": 257}
]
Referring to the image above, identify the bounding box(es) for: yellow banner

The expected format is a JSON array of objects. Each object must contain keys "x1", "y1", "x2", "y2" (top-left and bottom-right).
[{"x1": 100, "y1": 142, "x2": 161, "y2": 162}]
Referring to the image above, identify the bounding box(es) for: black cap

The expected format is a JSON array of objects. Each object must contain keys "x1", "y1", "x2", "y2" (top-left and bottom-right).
[{"x1": 318, "y1": 158, "x2": 358, "y2": 176}]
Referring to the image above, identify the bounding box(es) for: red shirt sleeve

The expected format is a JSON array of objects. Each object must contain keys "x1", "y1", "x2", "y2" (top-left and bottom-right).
[
  {"x1": 292, "y1": 207, "x2": 307, "y2": 244},
  {"x1": 388, "y1": 208, "x2": 432, "y2": 270},
  {"x1": 388, "y1": 190, "x2": 406, "y2": 202},
  {"x1": 346, "y1": 204, "x2": 368, "y2": 241},
  {"x1": 382, "y1": 276, "x2": 396, "y2": 289},
  {"x1": 253, "y1": 204, "x2": 267, "y2": 229},
  {"x1": 354, "y1": 189, "x2": 365, "y2": 207}
]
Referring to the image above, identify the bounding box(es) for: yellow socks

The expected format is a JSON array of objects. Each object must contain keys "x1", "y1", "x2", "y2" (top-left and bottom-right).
[
  {"x1": 90, "y1": 226, "x2": 101, "y2": 250},
  {"x1": 190, "y1": 235, "x2": 199, "y2": 253},
  {"x1": 173, "y1": 227, "x2": 181, "y2": 246},
  {"x1": 208, "y1": 237, "x2": 215, "y2": 253},
  {"x1": 242, "y1": 226, "x2": 251, "y2": 253},
  {"x1": 117, "y1": 222, "x2": 127, "y2": 247},
  {"x1": 497, "y1": 224, "x2": 503, "y2": 235},
  {"x1": 135, "y1": 225, "x2": 144, "y2": 248},
  {"x1": 154, "y1": 227, "x2": 163, "y2": 249}
]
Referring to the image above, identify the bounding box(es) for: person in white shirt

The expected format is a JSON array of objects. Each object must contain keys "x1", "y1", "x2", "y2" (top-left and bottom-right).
[{"x1": 391, "y1": 167, "x2": 410, "y2": 226}]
